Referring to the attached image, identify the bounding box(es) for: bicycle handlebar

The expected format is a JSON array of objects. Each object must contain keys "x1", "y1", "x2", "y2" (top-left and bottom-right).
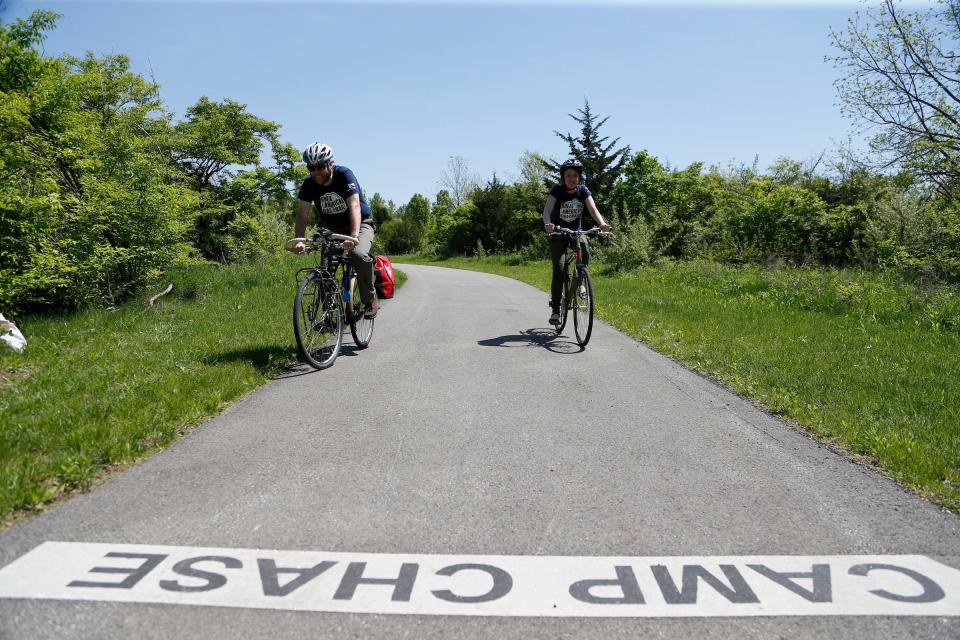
[
  {"x1": 285, "y1": 234, "x2": 359, "y2": 253},
  {"x1": 549, "y1": 228, "x2": 612, "y2": 238}
]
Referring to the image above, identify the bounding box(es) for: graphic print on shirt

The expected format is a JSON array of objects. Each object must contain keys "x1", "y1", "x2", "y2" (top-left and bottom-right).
[
  {"x1": 320, "y1": 192, "x2": 348, "y2": 216},
  {"x1": 559, "y1": 199, "x2": 583, "y2": 222}
]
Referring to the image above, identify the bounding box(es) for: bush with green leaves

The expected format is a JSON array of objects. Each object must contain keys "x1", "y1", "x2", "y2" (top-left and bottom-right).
[
  {"x1": 0, "y1": 12, "x2": 196, "y2": 313},
  {"x1": 0, "y1": 12, "x2": 301, "y2": 315},
  {"x1": 377, "y1": 217, "x2": 424, "y2": 255},
  {"x1": 427, "y1": 177, "x2": 542, "y2": 257},
  {"x1": 598, "y1": 216, "x2": 654, "y2": 272}
]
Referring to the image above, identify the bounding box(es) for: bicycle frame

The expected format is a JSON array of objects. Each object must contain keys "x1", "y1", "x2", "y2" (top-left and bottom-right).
[
  {"x1": 553, "y1": 228, "x2": 597, "y2": 305},
  {"x1": 294, "y1": 234, "x2": 356, "y2": 310}
]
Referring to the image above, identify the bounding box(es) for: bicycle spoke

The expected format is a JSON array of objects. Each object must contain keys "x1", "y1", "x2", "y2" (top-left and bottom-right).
[
  {"x1": 294, "y1": 274, "x2": 342, "y2": 369},
  {"x1": 573, "y1": 268, "x2": 594, "y2": 347},
  {"x1": 349, "y1": 274, "x2": 375, "y2": 348}
]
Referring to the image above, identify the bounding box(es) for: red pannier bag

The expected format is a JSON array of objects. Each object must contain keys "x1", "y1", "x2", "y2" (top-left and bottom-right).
[{"x1": 374, "y1": 255, "x2": 395, "y2": 299}]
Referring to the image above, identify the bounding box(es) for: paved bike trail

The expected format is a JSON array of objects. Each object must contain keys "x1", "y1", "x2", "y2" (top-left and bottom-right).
[{"x1": 0, "y1": 264, "x2": 957, "y2": 638}]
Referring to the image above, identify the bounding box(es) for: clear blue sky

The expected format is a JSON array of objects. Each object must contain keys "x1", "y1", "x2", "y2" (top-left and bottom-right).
[{"x1": 4, "y1": 0, "x2": 935, "y2": 205}]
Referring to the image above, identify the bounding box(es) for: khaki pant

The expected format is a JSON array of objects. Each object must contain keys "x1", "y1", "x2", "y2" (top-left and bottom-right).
[{"x1": 350, "y1": 222, "x2": 377, "y2": 305}]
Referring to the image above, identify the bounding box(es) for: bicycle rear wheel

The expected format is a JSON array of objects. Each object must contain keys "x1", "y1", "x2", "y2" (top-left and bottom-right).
[
  {"x1": 573, "y1": 267, "x2": 594, "y2": 347},
  {"x1": 556, "y1": 266, "x2": 572, "y2": 334},
  {"x1": 348, "y1": 274, "x2": 375, "y2": 349},
  {"x1": 293, "y1": 273, "x2": 343, "y2": 369}
]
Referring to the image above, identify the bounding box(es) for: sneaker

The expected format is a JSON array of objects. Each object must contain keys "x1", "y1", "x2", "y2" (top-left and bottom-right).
[
  {"x1": 363, "y1": 295, "x2": 379, "y2": 319},
  {"x1": 549, "y1": 312, "x2": 560, "y2": 325},
  {"x1": 578, "y1": 285, "x2": 588, "y2": 300}
]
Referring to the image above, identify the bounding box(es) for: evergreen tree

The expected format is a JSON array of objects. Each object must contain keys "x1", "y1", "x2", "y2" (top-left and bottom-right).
[{"x1": 543, "y1": 99, "x2": 631, "y2": 214}]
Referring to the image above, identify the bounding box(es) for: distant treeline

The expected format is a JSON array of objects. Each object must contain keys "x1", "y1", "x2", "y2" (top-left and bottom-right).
[{"x1": 377, "y1": 146, "x2": 960, "y2": 285}]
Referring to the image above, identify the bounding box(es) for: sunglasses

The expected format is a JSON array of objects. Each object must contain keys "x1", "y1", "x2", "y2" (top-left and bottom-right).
[{"x1": 307, "y1": 163, "x2": 327, "y2": 172}]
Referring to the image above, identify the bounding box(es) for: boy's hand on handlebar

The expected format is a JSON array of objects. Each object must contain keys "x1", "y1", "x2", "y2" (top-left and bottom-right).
[
  {"x1": 292, "y1": 241, "x2": 306, "y2": 254},
  {"x1": 600, "y1": 223, "x2": 610, "y2": 233},
  {"x1": 342, "y1": 239, "x2": 356, "y2": 252},
  {"x1": 544, "y1": 223, "x2": 555, "y2": 233}
]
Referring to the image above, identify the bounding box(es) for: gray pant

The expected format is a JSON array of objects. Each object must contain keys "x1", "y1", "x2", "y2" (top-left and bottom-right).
[{"x1": 350, "y1": 222, "x2": 376, "y2": 305}]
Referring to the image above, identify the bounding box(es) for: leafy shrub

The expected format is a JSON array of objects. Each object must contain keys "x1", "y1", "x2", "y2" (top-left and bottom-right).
[
  {"x1": 598, "y1": 217, "x2": 654, "y2": 272},
  {"x1": 377, "y1": 218, "x2": 424, "y2": 255}
]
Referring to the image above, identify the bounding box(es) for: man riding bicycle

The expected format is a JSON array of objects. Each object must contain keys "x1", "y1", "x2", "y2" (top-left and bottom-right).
[
  {"x1": 291, "y1": 142, "x2": 379, "y2": 319},
  {"x1": 543, "y1": 158, "x2": 610, "y2": 326}
]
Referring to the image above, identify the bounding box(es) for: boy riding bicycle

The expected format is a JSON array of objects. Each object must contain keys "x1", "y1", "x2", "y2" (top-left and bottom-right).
[{"x1": 543, "y1": 158, "x2": 610, "y2": 326}]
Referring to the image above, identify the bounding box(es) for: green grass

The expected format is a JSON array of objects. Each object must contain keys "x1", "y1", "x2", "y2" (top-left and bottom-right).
[
  {"x1": 0, "y1": 254, "x2": 408, "y2": 522},
  {"x1": 397, "y1": 254, "x2": 960, "y2": 510}
]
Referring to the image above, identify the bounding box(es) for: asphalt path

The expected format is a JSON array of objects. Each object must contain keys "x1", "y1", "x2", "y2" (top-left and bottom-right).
[{"x1": 0, "y1": 263, "x2": 958, "y2": 638}]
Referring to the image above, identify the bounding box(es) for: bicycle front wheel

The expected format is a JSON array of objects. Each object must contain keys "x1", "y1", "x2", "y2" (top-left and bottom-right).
[
  {"x1": 348, "y1": 275, "x2": 375, "y2": 349},
  {"x1": 573, "y1": 267, "x2": 594, "y2": 347},
  {"x1": 293, "y1": 273, "x2": 343, "y2": 369}
]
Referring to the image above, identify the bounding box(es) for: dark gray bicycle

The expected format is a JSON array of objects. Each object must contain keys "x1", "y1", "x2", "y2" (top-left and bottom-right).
[
  {"x1": 286, "y1": 230, "x2": 375, "y2": 370},
  {"x1": 551, "y1": 227, "x2": 610, "y2": 348}
]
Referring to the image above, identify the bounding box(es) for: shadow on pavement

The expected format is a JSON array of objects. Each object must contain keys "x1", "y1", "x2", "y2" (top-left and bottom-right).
[
  {"x1": 271, "y1": 365, "x2": 317, "y2": 380},
  {"x1": 204, "y1": 344, "x2": 296, "y2": 375},
  {"x1": 478, "y1": 328, "x2": 582, "y2": 354},
  {"x1": 269, "y1": 343, "x2": 365, "y2": 379}
]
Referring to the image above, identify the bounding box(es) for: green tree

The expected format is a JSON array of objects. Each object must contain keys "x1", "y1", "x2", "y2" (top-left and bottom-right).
[
  {"x1": 609, "y1": 150, "x2": 669, "y2": 224},
  {"x1": 171, "y1": 96, "x2": 278, "y2": 191},
  {"x1": 830, "y1": 0, "x2": 960, "y2": 198},
  {"x1": 377, "y1": 218, "x2": 422, "y2": 254},
  {"x1": 433, "y1": 189, "x2": 455, "y2": 218},
  {"x1": 378, "y1": 193, "x2": 431, "y2": 254},
  {"x1": 0, "y1": 12, "x2": 195, "y2": 312},
  {"x1": 0, "y1": 9, "x2": 56, "y2": 94},
  {"x1": 403, "y1": 193, "x2": 431, "y2": 228},
  {"x1": 370, "y1": 192, "x2": 393, "y2": 227},
  {"x1": 267, "y1": 141, "x2": 303, "y2": 208},
  {"x1": 432, "y1": 174, "x2": 540, "y2": 256},
  {"x1": 518, "y1": 150, "x2": 550, "y2": 194},
  {"x1": 170, "y1": 97, "x2": 286, "y2": 260}
]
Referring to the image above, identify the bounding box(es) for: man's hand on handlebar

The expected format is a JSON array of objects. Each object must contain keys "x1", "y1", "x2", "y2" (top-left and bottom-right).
[
  {"x1": 544, "y1": 223, "x2": 555, "y2": 233},
  {"x1": 284, "y1": 238, "x2": 308, "y2": 254}
]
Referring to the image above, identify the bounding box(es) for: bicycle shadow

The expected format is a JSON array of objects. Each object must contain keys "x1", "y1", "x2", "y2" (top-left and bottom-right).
[
  {"x1": 270, "y1": 343, "x2": 367, "y2": 378},
  {"x1": 204, "y1": 345, "x2": 302, "y2": 377},
  {"x1": 205, "y1": 343, "x2": 367, "y2": 380},
  {"x1": 477, "y1": 328, "x2": 583, "y2": 354}
]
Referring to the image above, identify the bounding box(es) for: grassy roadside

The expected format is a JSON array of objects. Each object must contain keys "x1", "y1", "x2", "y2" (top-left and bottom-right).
[
  {"x1": 0, "y1": 255, "x2": 407, "y2": 523},
  {"x1": 397, "y1": 254, "x2": 960, "y2": 511}
]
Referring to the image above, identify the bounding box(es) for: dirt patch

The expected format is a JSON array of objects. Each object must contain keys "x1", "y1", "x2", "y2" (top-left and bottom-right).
[{"x1": 0, "y1": 365, "x2": 35, "y2": 388}]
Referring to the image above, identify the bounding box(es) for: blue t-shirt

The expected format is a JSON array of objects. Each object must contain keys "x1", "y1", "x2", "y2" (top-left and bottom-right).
[
  {"x1": 549, "y1": 184, "x2": 592, "y2": 230},
  {"x1": 297, "y1": 165, "x2": 372, "y2": 234}
]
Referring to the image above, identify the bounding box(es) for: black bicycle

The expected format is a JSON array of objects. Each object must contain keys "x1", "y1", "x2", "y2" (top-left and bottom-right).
[
  {"x1": 287, "y1": 231, "x2": 375, "y2": 369},
  {"x1": 551, "y1": 227, "x2": 610, "y2": 348}
]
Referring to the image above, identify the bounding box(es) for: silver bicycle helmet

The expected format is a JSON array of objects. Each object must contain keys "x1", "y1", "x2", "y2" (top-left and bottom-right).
[{"x1": 303, "y1": 142, "x2": 333, "y2": 165}]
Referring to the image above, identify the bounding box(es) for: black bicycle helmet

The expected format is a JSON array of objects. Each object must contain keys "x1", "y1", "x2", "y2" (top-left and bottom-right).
[{"x1": 560, "y1": 158, "x2": 584, "y2": 175}]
